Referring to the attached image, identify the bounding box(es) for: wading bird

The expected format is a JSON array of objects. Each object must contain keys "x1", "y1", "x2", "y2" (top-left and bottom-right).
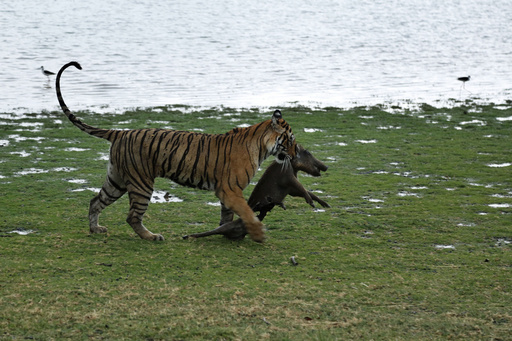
[
  {"x1": 40, "y1": 66, "x2": 55, "y2": 78},
  {"x1": 457, "y1": 75, "x2": 470, "y2": 88}
]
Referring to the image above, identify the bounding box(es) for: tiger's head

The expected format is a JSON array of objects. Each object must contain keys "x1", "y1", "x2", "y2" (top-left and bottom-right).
[{"x1": 271, "y1": 110, "x2": 297, "y2": 161}]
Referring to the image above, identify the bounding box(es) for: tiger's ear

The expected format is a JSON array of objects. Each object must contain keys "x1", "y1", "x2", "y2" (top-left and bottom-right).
[
  {"x1": 271, "y1": 110, "x2": 285, "y2": 132},
  {"x1": 273, "y1": 110, "x2": 282, "y2": 120}
]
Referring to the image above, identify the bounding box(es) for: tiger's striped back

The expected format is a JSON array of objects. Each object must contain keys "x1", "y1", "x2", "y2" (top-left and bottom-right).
[{"x1": 107, "y1": 116, "x2": 294, "y2": 194}]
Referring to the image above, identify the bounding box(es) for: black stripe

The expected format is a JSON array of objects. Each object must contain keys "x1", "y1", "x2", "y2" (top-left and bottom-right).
[
  {"x1": 138, "y1": 129, "x2": 153, "y2": 179},
  {"x1": 129, "y1": 191, "x2": 152, "y2": 202},
  {"x1": 108, "y1": 176, "x2": 126, "y2": 191}
]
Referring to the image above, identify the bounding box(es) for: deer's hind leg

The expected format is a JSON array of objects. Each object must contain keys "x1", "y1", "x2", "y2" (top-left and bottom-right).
[
  {"x1": 219, "y1": 203, "x2": 235, "y2": 225},
  {"x1": 89, "y1": 166, "x2": 127, "y2": 234}
]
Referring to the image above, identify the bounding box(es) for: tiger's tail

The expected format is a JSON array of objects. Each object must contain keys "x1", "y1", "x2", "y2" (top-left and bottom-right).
[{"x1": 56, "y1": 61, "x2": 111, "y2": 140}]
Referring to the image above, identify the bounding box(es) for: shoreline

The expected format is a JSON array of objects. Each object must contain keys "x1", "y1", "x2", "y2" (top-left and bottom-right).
[{"x1": 2, "y1": 97, "x2": 512, "y2": 117}]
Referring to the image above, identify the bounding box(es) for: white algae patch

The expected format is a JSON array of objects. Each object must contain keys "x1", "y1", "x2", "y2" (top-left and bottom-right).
[
  {"x1": 147, "y1": 120, "x2": 169, "y2": 125},
  {"x1": 15, "y1": 168, "x2": 49, "y2": 176},
  {"x1": 7, "y1": 229, "x2": 36, "y2": 235},
  {"x1": 491, "y1": 193, "x2": 512, "y2": 198},
  {"x1": 487, "y1": 163, "x2": 511, "y2": 168},
  {"x1": 10, "y1": 151, "x2": 31, "y2": 157},
  {"x1": 72, "y1": 187, "x2": 101, "y2": 193},
  {"x1": 377, "y1": 126, "x2": 401, "y2": 130},
  {"x1": 460, "y1": 120, "x2": 486, "y2": 126},
  {"x1": 397, "y1": 191, "x2": 421, "y2": 198},
  {"x1": 496, "y1": 116, "x2": 512, "y2": 122},
  {"x1": 151, "y1": 191, "x2": 184, "y2": 204},
  {"x1": 96, "y1": 152, "x2": 109, "y2": 161},
  {"x1": 52, "y1": 167, "x2": 77, "y2": 173},
  {"x1": 65, "y1": 147, "x2": 90, "y2": 152},
  {"x1": 435, "y1": 245, "x2": 455, "y2": 250},
  {"x1": 488, "y1": 203, "x2": 511, "y2": 208},
  {"x1": 68, "y1": 179, "x2": 88, "y2": 184},
  {"x1": 495, "y1": 239, "x2": 511, "y2": 247},
  {"x1": 457, "y1": 223, "x2": 475, "y2": 227},
  {"x1": 8, "y1": 134, "x2": 45, "y2": 143},
  {"x1": 18, "y1": 122, "x2": 44, "y2": 131},
  {"x1": 304, "y1": 128, "x2": 324, "y2": 133}
]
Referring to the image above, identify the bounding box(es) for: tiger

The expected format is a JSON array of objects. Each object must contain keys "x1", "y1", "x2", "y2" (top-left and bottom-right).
[{"x1": 55, "y1": 61, "x2": 297, "y2": 243}]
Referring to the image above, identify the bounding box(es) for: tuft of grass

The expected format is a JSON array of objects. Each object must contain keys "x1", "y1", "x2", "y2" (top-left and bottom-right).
[{"x1": 1, "y1": 102, "x2": 511, "y2": 340}]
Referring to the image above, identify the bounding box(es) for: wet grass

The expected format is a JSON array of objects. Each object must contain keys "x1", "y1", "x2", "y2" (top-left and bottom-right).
[{"x1": 1, "y1": 102, "x2": 511, "y2": 340}]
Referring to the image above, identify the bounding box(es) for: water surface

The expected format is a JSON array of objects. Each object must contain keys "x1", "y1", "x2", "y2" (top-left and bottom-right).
[{"x1": 1, "y1": 0, "x2": 511, "y2": 112}]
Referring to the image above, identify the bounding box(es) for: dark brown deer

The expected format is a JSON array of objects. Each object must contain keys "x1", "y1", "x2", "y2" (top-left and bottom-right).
[{"x1": 183, "y1": 145, "x2": 330, "y2": 240}]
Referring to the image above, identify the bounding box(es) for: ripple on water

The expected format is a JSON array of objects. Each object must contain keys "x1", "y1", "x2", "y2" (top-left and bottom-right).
[{"x1": 2, "y1": 0, "x2": 512, "y2": 111}]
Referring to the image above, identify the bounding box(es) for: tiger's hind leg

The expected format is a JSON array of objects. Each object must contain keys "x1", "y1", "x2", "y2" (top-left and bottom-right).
[
  {"x1": 89, "y1": 173, "x2": 127, "y2": 234},
  {"x1": 125, "y1": 184, "x2": 164, "y2": 241}
]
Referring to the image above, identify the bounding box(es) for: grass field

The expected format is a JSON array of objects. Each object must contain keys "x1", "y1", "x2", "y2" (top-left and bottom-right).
[{"x1": 1, "y1": 101, "x2": 511, "y2": 340}]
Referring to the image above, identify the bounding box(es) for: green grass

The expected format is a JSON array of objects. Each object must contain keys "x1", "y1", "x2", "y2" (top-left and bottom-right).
[{"x1": 1, "y1": 102, "x2": 511, "y2": 340}]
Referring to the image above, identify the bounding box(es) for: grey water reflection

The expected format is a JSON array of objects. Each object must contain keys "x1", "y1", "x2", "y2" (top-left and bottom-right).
[{"x1": 1, "y1": 0, "x2": 511, "y2": 112}]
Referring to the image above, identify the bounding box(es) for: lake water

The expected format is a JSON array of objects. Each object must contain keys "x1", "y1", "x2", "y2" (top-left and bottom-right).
[{"x1": 1, "y1": 0, "x2": 511, "y2": 113}]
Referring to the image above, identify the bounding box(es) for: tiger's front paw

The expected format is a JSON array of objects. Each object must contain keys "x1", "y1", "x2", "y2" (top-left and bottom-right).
[
  {"x1": 249, "y1": 230, "x2": 266, "y2": 243},
  {"x1": 244, "y1": 220, "x2": 266, "y2": 243}
]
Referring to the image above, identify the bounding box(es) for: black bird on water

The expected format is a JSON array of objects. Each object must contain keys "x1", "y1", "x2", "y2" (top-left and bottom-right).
[
  {"x1": 457, "y1": 75, "x2": 470, "y2": 88},
  {"x1": 40, "y1": 66, "x2": 55, "y2": 78}
]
